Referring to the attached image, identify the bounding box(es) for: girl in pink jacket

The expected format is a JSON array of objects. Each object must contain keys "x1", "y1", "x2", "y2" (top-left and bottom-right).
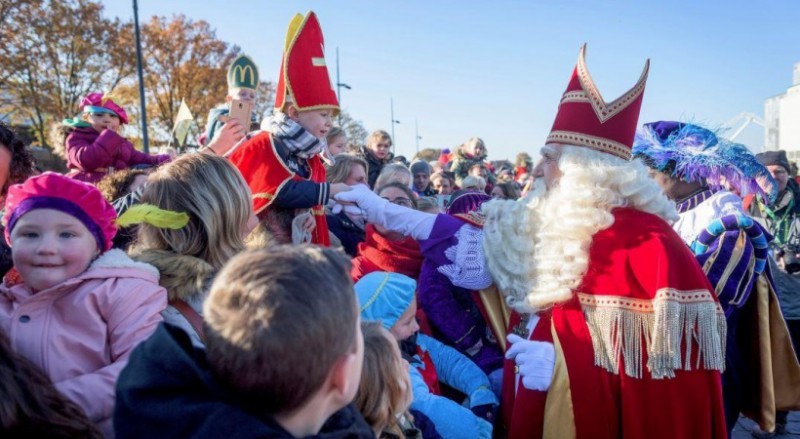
[
  {"x1": 57, "y1": 92, "x2": 171, "y2": 183},
  {"x1": 0, "y1": 173, "x2": 174, "y2": 437}
]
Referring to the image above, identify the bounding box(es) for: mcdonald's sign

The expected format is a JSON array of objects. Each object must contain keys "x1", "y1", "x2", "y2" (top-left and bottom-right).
[{"x1": 227, "y1": 55, "x2": 259, "y2": 89}]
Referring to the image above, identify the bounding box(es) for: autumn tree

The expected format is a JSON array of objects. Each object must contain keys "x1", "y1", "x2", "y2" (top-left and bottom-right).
[
  {"x1": 0, "y1": 0, "x2": 132, "y2": 147},
  {"x1": 116, "y1": 15, "x2": 276, "y2": 144},
  {"x1": 337, "y1": 110, "x2": 368, "y2": 152}
]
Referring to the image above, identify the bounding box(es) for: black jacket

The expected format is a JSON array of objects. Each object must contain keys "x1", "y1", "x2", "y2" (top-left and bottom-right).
[
  {"x1": 359, "y1": 146, "x2": 392, "y2": 190},
  {"x1": 115, "y1": 324, "x2": 374, "y2": 439}
]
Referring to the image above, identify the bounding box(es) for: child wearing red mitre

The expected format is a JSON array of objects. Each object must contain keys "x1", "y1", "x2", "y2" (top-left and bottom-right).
[{"x1": 227, "y1": 12, "x2": 348, "y2": 246}]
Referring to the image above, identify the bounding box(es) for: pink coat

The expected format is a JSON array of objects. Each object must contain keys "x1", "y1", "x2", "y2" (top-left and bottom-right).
[
  {"x1": 66, "y1": 127, "x2": 170, "y2": 183},
  {"x1": 0, "y1": 249, "x2": 167, "y2": 437}
]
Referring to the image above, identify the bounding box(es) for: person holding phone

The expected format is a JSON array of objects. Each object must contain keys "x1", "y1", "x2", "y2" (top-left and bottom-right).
[
  {"x1": 202, "y1": 54, "x2": 259, "y2": 156},
  {"x1": 228, "y1": 11, "x2": 349, "y2": 246}
]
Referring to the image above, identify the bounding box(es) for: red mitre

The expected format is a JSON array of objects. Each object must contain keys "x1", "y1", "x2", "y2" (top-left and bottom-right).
[
  {"x1": 546, "y1": 44, "x2": 649, "y2": 160},
  {"x1": 274, "y1": 12, "x2": 339, "y2": 114}
]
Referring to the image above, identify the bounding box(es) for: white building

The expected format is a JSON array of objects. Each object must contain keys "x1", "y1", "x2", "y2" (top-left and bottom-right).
[{"x1": 765, "y1": 63, "x2": 800, "y2": 161}]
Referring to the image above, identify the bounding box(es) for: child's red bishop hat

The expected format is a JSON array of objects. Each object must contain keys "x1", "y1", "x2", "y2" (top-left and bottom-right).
[{"x1": 274, "y1": 12, "x2": 339, "y2": 115}]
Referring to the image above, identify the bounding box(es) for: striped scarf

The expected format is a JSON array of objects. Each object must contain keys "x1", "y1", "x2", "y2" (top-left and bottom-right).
[{"x1": 264, "y1": 111, "x2": 330, "y2": 160}]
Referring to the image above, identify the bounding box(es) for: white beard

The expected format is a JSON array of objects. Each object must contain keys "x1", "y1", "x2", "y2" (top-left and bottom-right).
[{"x1": 482, "y1": 179, "x2": 547, "y2": 314}]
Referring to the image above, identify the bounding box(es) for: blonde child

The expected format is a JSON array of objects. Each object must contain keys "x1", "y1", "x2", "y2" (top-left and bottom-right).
[
  {"x1": 326, "y1": 126, "x2": 349, "y2": 156},
  {"x1": 356, "y1": 321, "x2": 435, "y2": 439},
  {"x1": 58, "y1": 92, "x2": 171, "y2": 183},
  {"x1": 0, "y1": 173, "x2": 170, "y2": 436},
  {"x1": 360, "y1": 130, "x2": 394, "y2": 188}
]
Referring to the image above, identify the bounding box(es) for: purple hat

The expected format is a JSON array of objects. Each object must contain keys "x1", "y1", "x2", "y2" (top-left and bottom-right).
[
  {"x1": 446, "y1": 190, "x2": 491, "y2": 228},
  {"x1": 79, "y1": 92, "x2": 129, "y2": 125}
]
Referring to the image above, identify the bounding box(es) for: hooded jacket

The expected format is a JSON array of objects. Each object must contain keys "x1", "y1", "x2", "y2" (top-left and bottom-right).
[
  {"x1": 115, "y1": 323, "x2": 375, "y2": 439},
  {"x1": 131, "y1": 249, "x2": 216, "y2": 347},
  {"x1": 0, "y1": 249, "x2": 166, "y2": 437}
]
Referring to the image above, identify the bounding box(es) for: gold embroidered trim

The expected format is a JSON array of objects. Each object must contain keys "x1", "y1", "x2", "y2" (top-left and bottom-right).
[
  {"x1": 574, "y1": 44, "x2": 650, "y2": 124},
  {"x1": 578, "y1": 288, "x2": 726, "y2": 379},
  {"x1": 253, "y1": 193, "x2": 274, "y2": 200},
  {"x1": 560, "y1": 90, "x2": 590, "y2": 104},
  {"x1": 546, "y1": 130, "x2": 632, "y2": 160}
]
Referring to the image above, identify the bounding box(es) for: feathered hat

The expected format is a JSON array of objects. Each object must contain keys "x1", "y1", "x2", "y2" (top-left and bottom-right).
[
  {"x1": 632, "y1": 121, "x2": 778, "y2": 202},
  {"x1": 546, "y1": 44, "x2": 649, "y2": 160},
  {"x1": 227, "y1": 54, "x2": 259, "y2": 90},
  {"x1": 274, "y1": 11, "x2": 339, "y2": 115}
]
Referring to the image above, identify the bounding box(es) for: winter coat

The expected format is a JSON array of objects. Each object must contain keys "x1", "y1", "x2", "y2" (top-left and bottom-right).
[
  {"x1": 0, "y1": 249, "x2": 167, "y2": 437},
  {"x1": 115, "y1": 323, "x2": 375, "y2": 439},
  {"x1": 65, "y1": 127, "x2": 170, "y2": 183},
  {"x1": 131, "y1": 249, "x2": 216, "y2": 347},
  {"x1": 358, "y1": 146, "x2": 392, "y2": 189},
  {"x1": 408, "y1": 334, "x2": 496, "y2": 439}
]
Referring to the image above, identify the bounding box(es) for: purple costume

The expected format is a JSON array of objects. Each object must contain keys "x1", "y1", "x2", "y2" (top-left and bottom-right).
[{"x1": 417, "y1": 191, "x2": 503, "y2": 373}]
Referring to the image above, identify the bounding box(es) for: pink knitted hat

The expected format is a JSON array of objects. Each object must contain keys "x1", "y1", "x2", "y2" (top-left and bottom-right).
[
  {"x1": 3, "y1": 173, "x2": 118, "y2": 251},
  {"x1": 79, "y1": 92, "x2": 129, "y2": 125}
]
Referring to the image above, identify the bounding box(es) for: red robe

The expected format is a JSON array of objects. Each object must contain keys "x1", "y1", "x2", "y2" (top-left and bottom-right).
[
  {"x1": 502, "y1": 208, "x2": 728, "y2": 439},
  {"x1": 228, "y1": 132, "x2": 329, "y2": 246}
]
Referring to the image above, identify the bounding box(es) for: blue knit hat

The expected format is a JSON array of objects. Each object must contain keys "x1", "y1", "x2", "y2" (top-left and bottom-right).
[{"x1": 354, "y1": 272, "x2": 416, "y2": 330}]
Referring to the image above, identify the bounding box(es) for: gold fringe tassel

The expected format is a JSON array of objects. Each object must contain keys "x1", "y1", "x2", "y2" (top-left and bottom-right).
[{"x1": 579, "y1": 289, "x2": 726, "y2": 380}]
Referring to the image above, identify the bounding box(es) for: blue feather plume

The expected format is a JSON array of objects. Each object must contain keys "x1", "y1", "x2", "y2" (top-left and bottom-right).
[{"x1": 633, "y1": 122, "x2": 778, "y2": 203}]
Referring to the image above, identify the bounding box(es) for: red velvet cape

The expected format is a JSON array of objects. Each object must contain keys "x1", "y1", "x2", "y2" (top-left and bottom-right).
[{"x1": 502, "y1": 208, "x2": 728, "y2": 439}]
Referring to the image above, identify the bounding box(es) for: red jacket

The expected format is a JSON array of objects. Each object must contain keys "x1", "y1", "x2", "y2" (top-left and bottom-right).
[{"x1": 66, "y1": 127, "x2": 170, "y2": 183}]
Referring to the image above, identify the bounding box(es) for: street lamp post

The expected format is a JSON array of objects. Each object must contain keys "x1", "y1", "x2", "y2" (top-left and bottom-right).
[
  {"x1": 133, "y1": 0, "x2": 149, "y2": 153},
  {"x1": 390, "y1": 98, "x2": 400, "y2": 155},
  {"x1": 335, "y1": 47, "x2": 351, "y2": 125}
]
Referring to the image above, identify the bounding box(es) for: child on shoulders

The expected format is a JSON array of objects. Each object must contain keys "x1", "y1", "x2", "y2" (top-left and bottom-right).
[{"x1": 57, "y1": 92, "x2": 170, "y2": 183}]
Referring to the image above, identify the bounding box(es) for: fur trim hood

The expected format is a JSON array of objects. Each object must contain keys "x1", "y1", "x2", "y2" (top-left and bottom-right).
[
  {"x1": 48, "y1": 123, "x2": 75, "y2": 160},
  {"x1": 130, "y1": 249, "x2": 215, "y2": 302}
]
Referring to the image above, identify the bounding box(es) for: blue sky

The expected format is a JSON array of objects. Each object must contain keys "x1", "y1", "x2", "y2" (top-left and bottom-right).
[{"x1": 103, "y1": 1, "x2": 799, "y2": 160}]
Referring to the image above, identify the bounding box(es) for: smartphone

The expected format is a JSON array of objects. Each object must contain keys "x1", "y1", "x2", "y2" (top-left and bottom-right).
[{"x1": 228, "y1": 98, "x2": 253, "y2": 128}]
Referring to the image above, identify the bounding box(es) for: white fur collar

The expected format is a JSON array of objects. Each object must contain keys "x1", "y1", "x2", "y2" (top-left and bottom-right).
[{"x1": 90, "y1": 249, "x2": 161, "y2": 279}]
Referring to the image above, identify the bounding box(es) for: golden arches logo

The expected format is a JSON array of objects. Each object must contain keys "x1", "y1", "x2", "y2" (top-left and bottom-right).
[{"x1": 231, "y1": 65, "x2": 256, "y2": 85}]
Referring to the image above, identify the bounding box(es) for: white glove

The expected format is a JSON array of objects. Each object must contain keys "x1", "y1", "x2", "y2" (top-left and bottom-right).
[
  {"x1": 334, "y1": 184, "x2": 436, "y2": 240},
  {"x1": 505, "y1": 334, "x2": 555, "y2": 391}
]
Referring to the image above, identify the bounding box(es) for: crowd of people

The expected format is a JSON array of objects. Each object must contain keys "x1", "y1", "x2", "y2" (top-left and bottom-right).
[{"x1": 1, "y1": 9, "x2": 799, "y2": 439}]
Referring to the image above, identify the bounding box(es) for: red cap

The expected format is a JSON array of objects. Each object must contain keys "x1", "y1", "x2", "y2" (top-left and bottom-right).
[
  {"x1": 546, "y1": 44, "x2": 649, "y2": 160},
  {"x1": 274, "y1": 12, "x2": 339, "y2": 114}
]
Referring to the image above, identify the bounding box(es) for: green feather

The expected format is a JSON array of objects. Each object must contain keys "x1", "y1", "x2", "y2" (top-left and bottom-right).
[{"x1": 116, "y1": 204, "x2": 189, "y2": 229}]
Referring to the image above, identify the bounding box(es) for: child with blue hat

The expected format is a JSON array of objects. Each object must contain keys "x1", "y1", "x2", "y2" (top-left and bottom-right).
[{"x1": 355, "y1": 271, "x2": 497, "y2": 439}]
